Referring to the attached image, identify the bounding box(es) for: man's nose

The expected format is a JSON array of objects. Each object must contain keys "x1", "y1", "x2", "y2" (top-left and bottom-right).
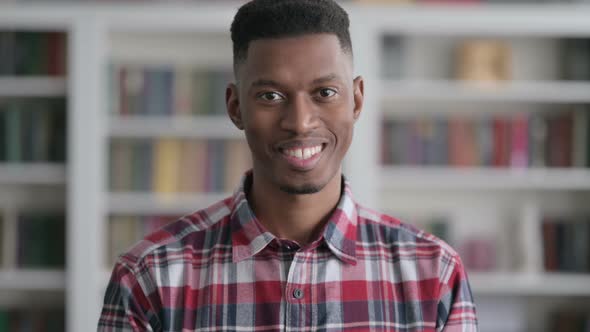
[{"x1": 279, "y1": 94, "x2": 320, "y2": 134}]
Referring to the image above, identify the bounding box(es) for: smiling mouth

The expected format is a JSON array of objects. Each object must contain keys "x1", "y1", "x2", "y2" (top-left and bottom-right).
[{"x1": 280, "y1": 144, "x2": 324, "y2": 160}]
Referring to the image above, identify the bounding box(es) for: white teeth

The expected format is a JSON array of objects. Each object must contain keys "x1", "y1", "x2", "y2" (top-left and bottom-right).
[{"x1": 284, "y1": 145, "x2": 322, "y2": 160}]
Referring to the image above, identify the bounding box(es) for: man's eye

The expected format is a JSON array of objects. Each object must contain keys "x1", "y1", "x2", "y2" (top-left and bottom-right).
[
  {"x1": 318, "y1": 88, "x2": 337, "y2": 98},
  {"x1": 259, "y1": 92, "x2": 284, "y2": 101}
]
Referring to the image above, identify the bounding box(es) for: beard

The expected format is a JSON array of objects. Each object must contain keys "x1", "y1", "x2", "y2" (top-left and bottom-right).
[{"x1": 279, "y1": 183, "x2": 323, "y2": 195}]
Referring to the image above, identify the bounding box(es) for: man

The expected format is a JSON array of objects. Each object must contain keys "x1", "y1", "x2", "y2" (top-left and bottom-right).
[{"x1": 98, "y1": 0, "x2": 477, "y2": 331}]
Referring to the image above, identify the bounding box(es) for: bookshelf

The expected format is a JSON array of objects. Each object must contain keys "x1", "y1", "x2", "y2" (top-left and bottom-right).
[
  {"x1": 0, "y1": 20, "x2": 70, "y2": 332},
  {"x1": 1, "y1": 2, "x2": 590, "y2": 332}
]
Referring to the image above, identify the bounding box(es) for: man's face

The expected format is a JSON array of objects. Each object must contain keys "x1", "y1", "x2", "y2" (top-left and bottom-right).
[{"x1": 227, "y1": 33, "x2": 364, "y2": 194}]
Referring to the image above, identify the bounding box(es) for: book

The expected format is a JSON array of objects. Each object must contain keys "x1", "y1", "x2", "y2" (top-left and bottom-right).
[
  {"x1": 510, "y1": 113, "x2": 529, "y2": 168},
  {"x1": 5, "y1": 100, "x2": 22, "y2": 162},
  {"x1": 529, "y1": 113, "x2": 548, "y2": 168},
  {"x1": 108, "y1": 216, "x2": 140, "y2": 266},
  {"x1": 547, "y1": 112, "x2": 573, "y2": 167},
  {"x1": 153, "y1": 138, "x2": 183, "y2": 194},
  {"x1": 174, "y1": 67, "x2": 194, "y2": 116},
  {"x1": 562, "y1": 38, "x2": 590, "y2": 81},
  {"x1": 179, "y1": 139, "x2": 207, "y2": 192},
  {"x1": 572, "y1": 106, "x2": 588, "y2": 168},
  {"x1": 382, "y1": 35, "x2": 404, "y2": 79},
  {"x1": 0, "y1": 32, "x2": 16, "y2": 75},
  {"x1": 492, "y1": 116, "x2": 511, "y2": 167},
  {"x1": 17, "y1": 213, "x2": 65, "y2": 268},
  {"x1": 0, "y1": 213, "x2": 3, "y2": 267},
  {"x1": 110, "y1": 140, "x2": 134, "y2": 191},
  {"x1": 0, "y1": 104, "x2": 5, "y2": 161},
  {"x1": 456, "y1": 39, "x2": 511, "y2": 82}
]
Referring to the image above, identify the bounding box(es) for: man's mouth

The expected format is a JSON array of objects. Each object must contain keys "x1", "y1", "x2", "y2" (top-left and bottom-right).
[
  {"x1": 281, "y1": 145, "x2": 323, "y2": 160},
  {"x1": 278, "y1": 143, "x2": 326, "y2": 170}
]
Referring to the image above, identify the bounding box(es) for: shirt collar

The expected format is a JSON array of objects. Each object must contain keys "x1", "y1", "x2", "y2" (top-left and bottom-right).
[{"x1": 230, "y1": 171, "x2": 358, "y2": 265}]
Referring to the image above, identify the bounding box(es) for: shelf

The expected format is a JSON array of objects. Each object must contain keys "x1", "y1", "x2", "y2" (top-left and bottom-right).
[
  {"x1": 109, "y1": 115, "x2": 242, "y2": 139},
  {"x1": 381, "y1": 80, "x2": 590, "y2": 104},
  {"x1": 0, "y1": 77, "x2": 67, "y2": 97},
  {"x1": 470, "y1": 272, "x2": 590, "y2": 296},
  {"x1": 0, "y1": 163, "x2": 66, "y2": 185},
  {"x1": 380, "y1": 167, "x2": 590, "y2": 190},
  {"x1": 353, "y1": 4, "x2": 590, "y2": 36},
  {"x1": 108, "y1": 192, "x2": 229, "y2": 214},
  {"x1": 0, "y1": 270, "x2": 66, "y2": 291}
]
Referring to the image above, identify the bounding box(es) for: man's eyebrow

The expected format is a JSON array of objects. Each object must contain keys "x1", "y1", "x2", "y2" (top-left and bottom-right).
[
  {"x1": 250, "y1": 79, "x2": 282, "y2": 88},
  {"x1": 311, "y1": 73, "x2": 341, "y2": 84},
  {"x1": 249, "y1": 74, "x2": 343, "y2": 89}
]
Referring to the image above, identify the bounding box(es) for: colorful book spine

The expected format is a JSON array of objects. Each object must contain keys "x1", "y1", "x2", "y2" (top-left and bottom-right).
[
  {"x1": 110, "y1": 66, "x2": 234, "y2": 116},
  {"x1": 381, "y1": 110, "x2": 585, "y2": 169},
  {"x1": 0, "y1": 31, "x2": 66, "y2": 76},
  {"x1": 109, "y1": 139, "x2": 252, "y2": 193}
]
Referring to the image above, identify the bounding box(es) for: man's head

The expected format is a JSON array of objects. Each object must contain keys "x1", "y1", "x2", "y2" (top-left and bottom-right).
[
  {"x1": 230, "y1": 0, "x2": 353, "y2": 77},
  {"x1": 226, "y1": 0, "x2": 364, "y2": 196}
]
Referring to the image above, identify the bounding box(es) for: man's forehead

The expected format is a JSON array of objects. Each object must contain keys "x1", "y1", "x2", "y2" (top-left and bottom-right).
[{"x1": 236, "y1": 34, "x2": 352, "y2": 86}]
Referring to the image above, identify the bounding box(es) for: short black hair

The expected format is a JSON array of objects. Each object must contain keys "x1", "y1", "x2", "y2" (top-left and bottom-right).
[{"x1": 230, "y1": 0, "x2": 352, "y2": 73}]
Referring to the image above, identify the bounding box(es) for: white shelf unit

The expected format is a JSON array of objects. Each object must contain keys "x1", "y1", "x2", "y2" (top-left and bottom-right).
[
  {"x1": 109, "y1": 115, "x2": 241, "y2": 139},
  {"x1": 0, "y1": 77, "x2": 67, "y2": 97},
  {"x1": 0, "y1": 164, "x2": 66, "y2": 185},
  {"x1": 381, "y1": 80, "x2": 590, "y2": 103},
  {"x1": 0, "y1": 270, "x2": 66, "y2": 291},
  {"x1": 1, "y1": 3, "x2": 590, "y2": 331},
  {"x1": 360, "y1": 4, "x2": 590, "y2": 332},
  {"x1": 0, "y1": 10, "x2": 72, "y2": 331},
  {"x1": 108, "y1": 192, "x2": 228, "y2": 215}
]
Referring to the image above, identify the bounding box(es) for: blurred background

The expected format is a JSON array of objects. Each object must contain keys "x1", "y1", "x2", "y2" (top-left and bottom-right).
[{"x1": 1, "y1": 0, "x2": 590, "y2": 331}]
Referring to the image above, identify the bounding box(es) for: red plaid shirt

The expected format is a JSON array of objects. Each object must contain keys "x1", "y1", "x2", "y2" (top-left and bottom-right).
[{"x1": 99, "y1": 174, "x2": 477, "y2": 331}]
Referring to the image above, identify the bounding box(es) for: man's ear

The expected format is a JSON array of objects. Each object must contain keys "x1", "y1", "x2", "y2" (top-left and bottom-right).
[
  {"x1": 226, "y1": 83, "x2": 244, "y2": 130},
  {"x1": 352, "y1": 76, "x2": 364, "y2": 121}
]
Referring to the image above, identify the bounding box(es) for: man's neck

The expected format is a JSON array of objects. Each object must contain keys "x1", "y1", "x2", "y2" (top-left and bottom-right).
[{"x1": 248, "y1": 171, "x2": 342, "y2": 245}]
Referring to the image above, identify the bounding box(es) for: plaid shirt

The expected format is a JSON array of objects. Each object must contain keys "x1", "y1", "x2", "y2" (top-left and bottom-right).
[{"x1": 98, "y1": 174, "x2": 477, "y2": 332}]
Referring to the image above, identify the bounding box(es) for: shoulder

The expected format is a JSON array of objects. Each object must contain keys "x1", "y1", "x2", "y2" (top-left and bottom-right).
[
  {"x1": 355, "y1": 204, "x2": 461, "y2": 266},
  {"x1": 116, "y1": 196, "x2": 234, "y2": 272}
]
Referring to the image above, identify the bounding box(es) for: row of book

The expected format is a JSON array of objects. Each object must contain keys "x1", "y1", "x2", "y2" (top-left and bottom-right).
[
  {"x1": 550, "y1": 311, "x2": 590, "y2": 332},
  {"x1": 381, "y1": 109, "x2": 589, "y2": 168},
  {"x1": 108, "y1": 215, "x2": 177, "y2": 266},
  {"x1": 17, "y1": 213, "x2": 66, "y2": 268},
  {"x1": 0, "y1": 32, "x2": 67, "y2": 76},
  {"x1": 0, "y1": 309, "x2": 65, "y2": 332},
  {"x1": 110, "y1": 138, "x2": 251, "y2": 193},
  {"x1": 382, "y1": 37, "x2": 590, "y2": 80},
  {"x1": 543, "y1": 217, "x2": 590, "y2": 273},
  {"x1": 0, "y1": 99, "x2": 67, "y2": 163},
  {"x1": 110, "y1": 65, "x2": 233, "y2": 116}
]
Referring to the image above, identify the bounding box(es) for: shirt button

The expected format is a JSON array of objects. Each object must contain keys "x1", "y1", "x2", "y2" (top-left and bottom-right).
[{"x1": 293, "y1": 288, "x2": 304, "y2": 299}]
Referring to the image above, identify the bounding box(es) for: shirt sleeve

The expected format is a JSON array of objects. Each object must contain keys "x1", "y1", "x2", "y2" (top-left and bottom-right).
[
  {"x1": 97, "y1": 260, "x2": 161, "y2": 332},
  {"x1": 436, "y1": 254, "x2": 478, "y2": 332}
]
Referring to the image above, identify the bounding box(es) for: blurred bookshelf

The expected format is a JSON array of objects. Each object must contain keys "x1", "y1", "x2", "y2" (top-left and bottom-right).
[
  {"x1": 0, "y1": 29, "x2": 68, "y2": 332},
  {"x1": 2, "y1": 2, "x2": 590, "y2": 332}
]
